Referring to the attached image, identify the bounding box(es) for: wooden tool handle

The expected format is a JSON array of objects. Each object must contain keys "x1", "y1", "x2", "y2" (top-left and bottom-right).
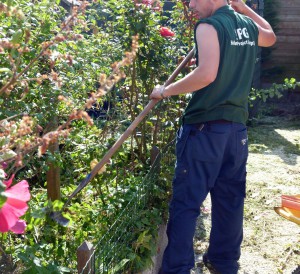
[{"x1": 67, "y1": 48, "x2": 195, "y2": 200}]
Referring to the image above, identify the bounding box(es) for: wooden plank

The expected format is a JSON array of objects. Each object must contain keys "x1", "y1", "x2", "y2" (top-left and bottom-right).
[
  {"x1": 264, "y1": 1, "x2": 300, "y2": 83},
  {"x1": 278, "y1": 22, "x2": 300, "y2": 29},
  {"x1": 283, "y1": 70, "x2": 300, "y2": 75},
  {"x1": 279, "y1": 9, "x2": 300, "y2": 16},
  {"x1": 278, "y1": 15, "x2": 300, "y2": 22},
  {"x1": 276, "y1": 28, "x2": 300, "y2": 36},
  {"x1": 270, "y1": 66, "x2": 300, "y2": 73},
  {"x1": 268, "y1": 57, "x2": 300, "y2": 64},
  {"x1": 262, "y1": 71, "x2": 300, "y2": 83},
  {"x1": 278, "y1": 0, "x2": 300, "y2": 8},
  {"x1": 276, "y1": 72, "x2": 300, "y2": 81},
  {"x1": 265, "y1": 56, "x2": 300, "y2": 66},
  {"x1": 272, "y1": 42, "x2": 300, "y2": 51},
  {"x1": 262, "y1": 61, "x2": 300, "y2": 70},
  {"x1": 276, "y1": 36, "x2": 300, "y2": 43},
  {"x1": 272, "y1": 49, "x2": 300, "y2": 57},
  {"x1": 278, "y1": 8, "x2": 300, "y2": 15}
]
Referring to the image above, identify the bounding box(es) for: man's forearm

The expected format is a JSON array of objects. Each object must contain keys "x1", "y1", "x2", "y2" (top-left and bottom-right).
[
  {"x1": 163, "y1": 66, "x2": 214, "y2": 97},
  {"x1": 241, "y1": 4, "x2": 273, "y2": 31}
]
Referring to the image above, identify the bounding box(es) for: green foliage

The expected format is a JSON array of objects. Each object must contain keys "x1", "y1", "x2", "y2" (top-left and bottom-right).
[
  {"x1": 248, "y1": 78, "x2": 300, "y2": 121},
  {"x1": 249, "y1": 78, "x2": 300, "y2": 106}
]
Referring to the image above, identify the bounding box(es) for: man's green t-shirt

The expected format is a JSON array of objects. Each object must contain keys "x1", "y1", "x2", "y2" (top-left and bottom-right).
[{"x1": 183, "y1": 5, "x2": 259, "y2": 125}]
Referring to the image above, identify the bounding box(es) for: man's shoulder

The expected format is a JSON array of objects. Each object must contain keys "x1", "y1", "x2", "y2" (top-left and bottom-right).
[{"x1": 196, "y1": 15, "x2": 222, "y2": 27}]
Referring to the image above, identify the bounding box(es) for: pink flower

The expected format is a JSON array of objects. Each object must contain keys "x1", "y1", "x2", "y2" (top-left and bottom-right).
[
  {"x1": 188, "y1": 58, "x2": 196, "y2": 67},
  {"x1": 134, "y1": 0, "x2": 162, "y2": 11},
  {"x1": 134, "y1": 0, "x2": 152, "y2": 7},
  {"x1": 10, "y1": 220, "x2": 27, "y2": 234},
  {"x1": 159, "y1": 27, "x2": 175, "y2": 37},
  {"x1": 0, "y1": 175, "x2": 30, "y2": 234},
  {"x1": 1, "y1": 162, "x2": 8, "y2": 169},
  {"x1": 142, "y1": 0, "x2": 153, "y2": 5}
]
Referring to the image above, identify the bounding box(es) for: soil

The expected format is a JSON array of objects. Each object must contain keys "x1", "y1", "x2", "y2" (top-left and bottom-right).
[{"x1": 192, "y1": 98, "x2": 300, "y2": 274}]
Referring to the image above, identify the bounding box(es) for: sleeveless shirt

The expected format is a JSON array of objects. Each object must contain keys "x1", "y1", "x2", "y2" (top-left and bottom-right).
[{"x1": 183, "y1": 5, "x2": 259, "y2": 125}]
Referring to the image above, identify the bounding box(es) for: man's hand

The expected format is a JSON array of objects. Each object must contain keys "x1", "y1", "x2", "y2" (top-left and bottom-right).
[
  {"x1": 150, "y1": 85, "x2": 166, "y2": 100},
  {"x1": 230, "y1": 0, "x2": 276, "y2": 47},
  {"x1": 229, "y1": 0, "x2": 247, "y2": 14}
]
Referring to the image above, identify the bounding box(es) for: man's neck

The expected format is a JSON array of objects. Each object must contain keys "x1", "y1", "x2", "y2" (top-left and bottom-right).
[{"x1": 212, "y1": 2, "x2": 228, "y2": 15}]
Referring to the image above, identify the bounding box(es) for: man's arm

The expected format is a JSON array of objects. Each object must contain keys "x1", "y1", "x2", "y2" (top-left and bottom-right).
[
  {"x1": 150, "y1": 23, "x2": 220, "y2": 99},
  {"x1": 230, "y1": 0, "x2": 276, "y2": 47}
]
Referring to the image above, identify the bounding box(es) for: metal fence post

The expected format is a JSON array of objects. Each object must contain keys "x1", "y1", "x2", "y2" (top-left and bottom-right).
[
  {"x1": 150, "y1": 146, "x2": 160, "y2": 166},
  {"x1": 151, "y1": 145, "x2": 161, "y2": 176},
  {"x1": 77, "y1": 241, "x2": 95, "y2": 274}
]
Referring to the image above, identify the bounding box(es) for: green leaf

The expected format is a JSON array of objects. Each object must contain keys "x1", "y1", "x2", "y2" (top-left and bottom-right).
[
  {"x1": 57, "y1": 266, "x2": 72, "y2": 273},
  {"x1": 0, "y1": 68, "x2": 12, "y2": 74},
  {"x1": 109, "y1": 258, "x2": 130, "y2": 274},
  {"x1": 11, "y1": 30, "x2": 23, "y2": 44},
  {"x1": 0, "y1": 192, "x2": 8, "y2": 208},
  {"x1": 0, "y1": 149, "x2": 17, "y2": 162}
]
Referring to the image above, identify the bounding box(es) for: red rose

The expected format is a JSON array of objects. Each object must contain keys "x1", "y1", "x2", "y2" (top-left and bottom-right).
[
  {"x1": 188, "y1": 58, "x2": 196, "y2": 67},
  {"x1": 160, "y1": 27, "x2": 175, "y2": 37}
]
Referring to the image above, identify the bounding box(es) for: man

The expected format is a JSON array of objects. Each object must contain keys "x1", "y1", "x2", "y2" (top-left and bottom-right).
[{"x1": 150, "y1": 0, "x2": 276, "y2": 273}]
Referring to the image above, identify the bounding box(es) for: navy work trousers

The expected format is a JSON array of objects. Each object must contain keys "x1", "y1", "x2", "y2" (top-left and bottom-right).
[{"x1": 161, "y1": 122, "x2": 248, "y2": 274}]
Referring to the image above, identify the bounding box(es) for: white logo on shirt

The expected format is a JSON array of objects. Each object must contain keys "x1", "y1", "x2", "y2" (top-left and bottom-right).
[
  {"x1": 231, "y1": 27, "x2": 255, "y2": 47},
  {"x1": 235, "y1": 28, "x2": 249, "y2": 40}
]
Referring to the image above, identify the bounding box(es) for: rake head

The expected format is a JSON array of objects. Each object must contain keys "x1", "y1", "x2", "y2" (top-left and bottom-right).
[{"x1": 50, "y1": 211, "x2": 70, "y2": 227}]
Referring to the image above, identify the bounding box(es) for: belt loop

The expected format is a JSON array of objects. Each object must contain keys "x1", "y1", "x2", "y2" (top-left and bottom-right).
[{"x1": 198, "y1": 124, "x2": 204, "y2": 131}]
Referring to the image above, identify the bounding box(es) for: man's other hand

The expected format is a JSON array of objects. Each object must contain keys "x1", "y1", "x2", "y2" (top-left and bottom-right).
[
  {"x1": 229, "y1": 0, "x2": 247, "y2": 14},
  {"x1": 150, "y1": 85, "x2": 165, "y2": 100}
]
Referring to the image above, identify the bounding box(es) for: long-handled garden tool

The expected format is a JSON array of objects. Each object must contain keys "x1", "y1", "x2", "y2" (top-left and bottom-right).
[{"x1": 50, "y1": 48, "x2": 195, "y2": 226}]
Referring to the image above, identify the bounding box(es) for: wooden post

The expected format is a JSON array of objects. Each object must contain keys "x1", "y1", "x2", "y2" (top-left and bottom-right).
[
  {"x1": 46, "y1": 117, "x2": 61, "y2": 201},
  {"x1": 77, "y1": 241, "x2": 95, "y2": 274},
  {"x1": 46, "y1": 140, "x2": 61, "y2": 200}
]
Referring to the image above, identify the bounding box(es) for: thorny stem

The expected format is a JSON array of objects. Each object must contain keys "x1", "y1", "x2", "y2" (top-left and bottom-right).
[
  {"x1": 7, "y1": 149, "x2": 36, "y2": 178},
  {"x1": 96, "y1": 178, "x2": 107, "y2": 207},
  {"x1": 0, "y1": 44, "x2": 53, "y2": 95},
  {"x1": 181, "y1": 0, "x2": 195, "y2": 51},
  {"x1": 0, "y1": 243, "x2": 6, "y2": 256},
  {"x1": 8, "y1": 233, "x2": 13, "y2": 262},
  {"x1": 0, "y1": 112, "x2": 27, "y2": 124}
]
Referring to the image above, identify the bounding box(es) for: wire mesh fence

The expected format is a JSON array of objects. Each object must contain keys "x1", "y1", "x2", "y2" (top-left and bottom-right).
[{"x1": 79, "y1": 139, "x2": 176, "y2": 274}]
